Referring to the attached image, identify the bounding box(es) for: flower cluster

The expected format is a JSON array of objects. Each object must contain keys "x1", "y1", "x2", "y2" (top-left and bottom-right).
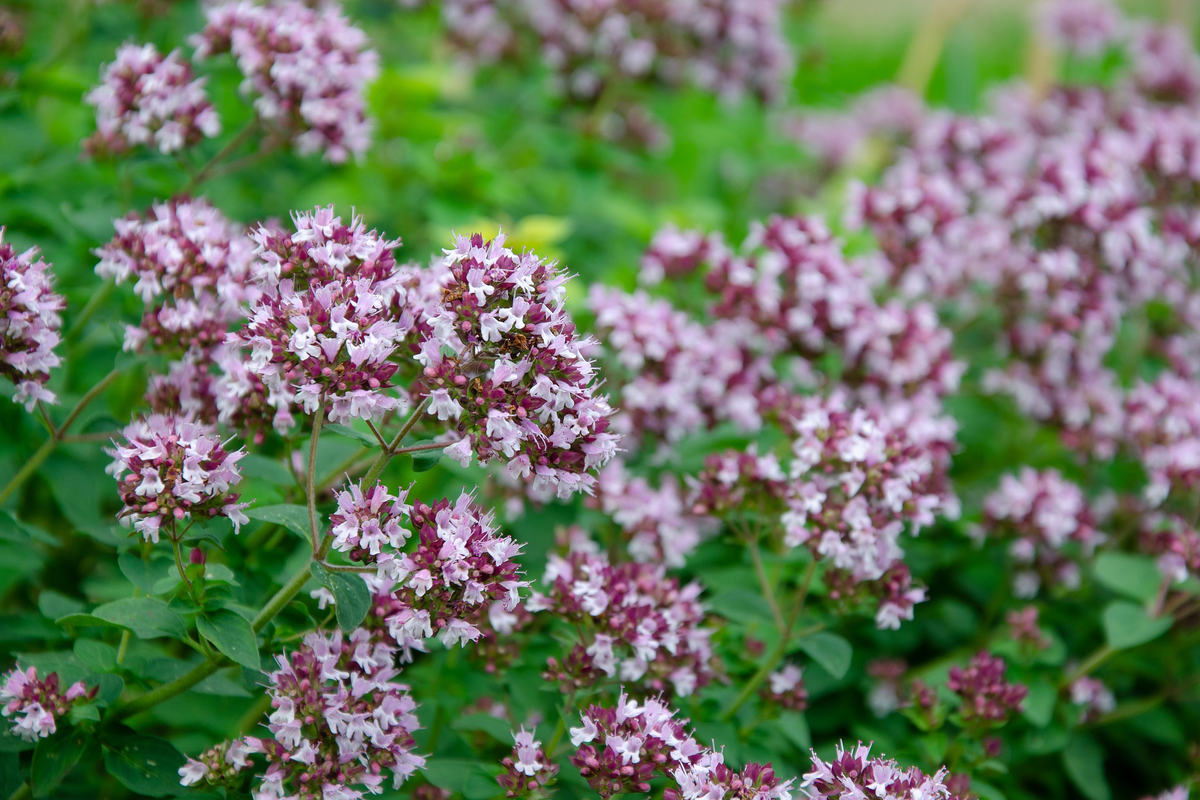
[
  {"x1": 240, "y1": 206, "x2": 406, "y2": 424},
  {"x1": 84, "y1": 42, "x2": 219, "y2": 156},
  {"x1": 659, "y1": 215, "x2": 963, "y2": 402},
  {"x1": 981, "y1": 468, "x2": 1103, "y2": 597},
  {"x1": 106, "y1": 413, "x2": 249, "y2": 542},
  {"x1": 531, "y1": 540, "x2": 714, "y2": 697},
  {"x1": 1006, "y1": 606, "x2": 1051, "y2": 652},
  {"x1": 497, "y1": 727, "x2": 558, "y2": 798},
  {"x1": 1068, "y1": 676, "x2": 1116, "y2": 723},
  {"x1": 179, "y1": 628, "x2": 425, "y2": 799},
  {"x1": 669, "y1": 758, "x2": 794, "y2": 800},
  {"x1": 947, "y1": 652, "x2": 1027, "y2": 727},
  {"x1": 1, "y1": 667, "x2": 91, "y2": 742},
  {"x1": 761, "y1": 663, "x2": 807, "y2": 712},
  {"x1": 588, "y1": 286, "x2": 770, "y2": 445},
  {"x1": 786, "y1": 85, "x2": 925, "y2": 173},
  {"x1": 0, "y1": 230, "x2": 63, "y2": 411},
  {"x1": 412, "y1": 0, "x2": 790, "y2": 146},
  {"x1": 410, "y1": 232, "x2": 619, "y2": 497},
  {"x1": 801, "y1": 741, "x2": 957, "y2": 800},
  {"x1": 194, "y1": 0, "x2": 378, "y2": 162},
  {"x1": 346, "y1": 490, "x2": 527, "y2": 650},
  {"x1": 1123, "y1": 373, "x2": 1200, "y2": 506},
  {"x1": 1139, "y1": 512, "x2": 1200, "y2": 584},
  {"x1": 1036, "y1": 0, "x2": 1124, "y2": 56},
  {"x1": 691, "y1": 393, "x2": 953, "y2": 628},
  {"x1": 568, "y1": 692, "x2": 707, "y2": 799},
  {"x1": 591, "y1": 461, "x2": 713, "y2": 568},
  {"x1": 95, "y1": 197, "x2": 256, "y2": 355}
]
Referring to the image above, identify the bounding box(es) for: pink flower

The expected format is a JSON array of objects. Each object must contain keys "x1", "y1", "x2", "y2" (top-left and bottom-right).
[
  {"x1": 1, "y1": 667, "x2": 92, "y2": 742},
  {"x1": 0, "y1": 229, "x2": 63, "y2": 411},
  {"x1": 85, "y1": 42, "x2": 219, "y2": 156},
  {"x1": 194, "y1": 0, "x2": 378, "y2": 163}
]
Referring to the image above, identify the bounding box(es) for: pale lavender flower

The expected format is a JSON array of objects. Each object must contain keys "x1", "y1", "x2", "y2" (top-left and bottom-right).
[
  {"x1": 85, "y1": 42, "x2": 219, "y2": 156},
  {"x1": 194, "y1": 0, "x2": 378, "y2": 163},
  {"x1": 1037, "y1": 0, "x2": 1124, "y2": 56},
  {"x1": 801, "y1": 741, "x2": 953, "y2": 800},
  {"x1": 1, "y1": 667, "x2": 91, "y2": 742},
  {"x1": 0, "y1": 229, "x2": 63, "y2": 411},
  {"x1": 106, "y1": 413, "x2": 249, "y2": 543}
]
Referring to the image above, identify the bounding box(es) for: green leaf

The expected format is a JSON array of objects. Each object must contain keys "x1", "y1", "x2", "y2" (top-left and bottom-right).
[
  {"x1": 410, "y1": 445, "x2": 442, "y2": 472},
  {"x1": 1102, "y1": 601, "x2": 1172, "y2": 650},
  {"x1": 452, "y1": 713, "x2": 515, "y2": 744},
  {"x1": 37, "y1": 591, "x2": 84, "y2": 620},
  {"x1": 709, "y1": 589, "x2": 776, "y2": 625},
  {"x1": 1093, "y1": 553, "x2": 1163, "y2": 603},
  {"x1": 796, "y1": 632, "x2": 853, "y2": 680},
  {"x1": 196, "y1": 610, "x2": 260, "y2": 670},
  {"x1": 67, "y1": 704, "x2": 100, "y2": 725},
  {"x1": 0, "y1": 511, "x2": 57, "y2": 546},
  {"x1": 310, "y1": 563, "x2": 371, "y2": 630},
  {"x1": 239, "y1": 453, "x2": 295, "y2": 486},
  {"x1": 117, "y1": 552, "x2": 169, "y2": 594},
  {"x1": 326, "y1": 423, "x2": 380, "y2": 447},
  {"x1": 775, "y1": 711, "x2": 811, "y2": 751},
  {"x1": 1062, "y1": 734, "x2": 1111, "y2": 800},
  {"x1": 245, "y1": 505, "x2": 312, "y2": 541},
  {"x1": 1022, "y1": 680, "x2": 1057, "y2": 728},
  {"x1": 423, "y1": 758, "x2": 503, "y2": 800},
  {"x1": 91, "y1": 598, "x2": 188, "y2": 641},
  {"x1": 102, "y1": 733, "x2": 186, "y2": 797},
  {"x1": 73, "y1": 639, "x2": 116, "y2": 673},
  {"x1": 32, "y1": 728, "x2": 89, "y2": 797}
]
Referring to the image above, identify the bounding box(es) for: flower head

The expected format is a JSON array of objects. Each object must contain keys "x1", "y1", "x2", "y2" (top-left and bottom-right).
[
  {"x1": 85, "y1": 42, "x2": 219, "y2": 156},
  {"x1": 0, "y1": 229, "x2": 63, "y2": 411},
  {"x1": 107, "y1": 413, "x2": 249, "y2": 542},
  {"x1": 1, "y1": 667, "x2": 92, "y2": 742}
]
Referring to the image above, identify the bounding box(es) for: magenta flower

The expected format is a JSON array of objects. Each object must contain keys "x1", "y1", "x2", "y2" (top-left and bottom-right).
[
  {"x1": 95, "y1": 197, "x2": 256, "y2": 355},
  {"x1": 982, "y1": 468, "x2": 1104, "y2": 597},
  {"x1": 194, "y1": 0, "x2": 378, "y2": 163},
  {"x1": 0, "y1": 229, "x2": 63, "y2": 411},
  {"x1": 85, "y1": 42, "x2": 219, "y2": 156},
  {"x1": 106, "y1": 413, "x2": 249, "y2": 543},
  {"x1": 947, "y1": 652, "x2": 1028, "y2": 726},
  {"x1": 531, "y1": 540, "x2": 714, "y2": 697},
  {"x1": 180, "y1": 628, "x2": 425, "y2": 798},
  {"x1": 1, "y1": 667, "x2": 91, "y2": 742},
  {"x1": 409, "y1": 232, "x2": 619, "y2": 497},
  {"x1": 240, "y1": 206, "x2": 406, "y2": 424},
  {"x1": 801, "y1": 741, "x2": 954, "y2": 800}
]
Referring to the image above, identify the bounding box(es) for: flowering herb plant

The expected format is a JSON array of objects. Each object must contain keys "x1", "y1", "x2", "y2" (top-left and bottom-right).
[{"x1": 0, "y1": 1, "x2": 1197, "y2": 799}]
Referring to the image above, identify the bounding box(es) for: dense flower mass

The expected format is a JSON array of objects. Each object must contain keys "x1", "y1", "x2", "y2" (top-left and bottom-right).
[
  {"x1": 179, "y1": 628, "x2": 425, "y2": 799},
  {"x1": 982, "y1": 468, "x2": 1103, "y2": 597},
  {"x1": 409, "y1": 232, "x2": 619, "y2": 497},
  {"x1": 568, "y1": 692, "x2": 707, "y2": 798},
  {"x1": 947, "y1": 652, "x2": 1027, "y2": 726},
  {"x1": 0, "y1": 230, "x2": 63, "y2": 411},
  {"x1": 194, "y1": 0, "x2": 378, "y2": 162},
  {"x1": 106, "y1": 413, "x2": 249, "y2": 542},
  {"x1": 691, "y1": 393, "x2": 953, "y2": 628},
  {"x1": 801, "y1": 741, "x2": 954, "y2": 800},
  {"x1": 344, "y1": 490, "x2": 527, "y2": 650},
  {"x1": 669, "y1": 758, "x2": 794, "y2": 800},
  {"x1": 531, "y1": 537, "x2": 714, "y2": 697},
  {"x1": 410, "y1": 0, "x2": 790, "y2": 145},
  {"x1": 1, "y1": 667, "x2": 90, "y2": 742},
  {"x1": 591, "y1": 461, "x2": 713, "y2": 567},
  {"x1": 240, "y1": 206, "x2": 405, "y2": 424},
  {"x1": 85, "y1": 43, "x2": 219, "y2": 156},
  {"x1": 95, "y1": 197, "x2": 256, "y2": 355},
  {"x1": 1123, "y1": 373, "x2": 1200, "y2": 506}
]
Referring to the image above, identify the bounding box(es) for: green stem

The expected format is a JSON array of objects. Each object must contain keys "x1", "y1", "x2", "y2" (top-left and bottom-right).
[
  {"x1": 748, "y1": 539, "x2": 784, "y2": 630},
  {"x1": 721, "y1": 560, "x2": 818, "y2": 721},
  {"x1": 183, "y1": 120, "x2": 259, "y2": 192},
  {"x1": 546, "y1": 690, "x2": 577, "y2": 758},
  {"x1": 108, "y1": 554, "x2": 317, "y2": 723},
  {"x1": 8, "y1": 782, "x2": 31, "y2": 800},
  {"x1": 362, "y1": 397, "x2": 430, "y2": 486},
  {"x1": 306, "y1": 401, "x2": 327, "y2": 553},
  {"x1": 1061, "y1": 645, "x2": 1116, "y2": 688}
]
